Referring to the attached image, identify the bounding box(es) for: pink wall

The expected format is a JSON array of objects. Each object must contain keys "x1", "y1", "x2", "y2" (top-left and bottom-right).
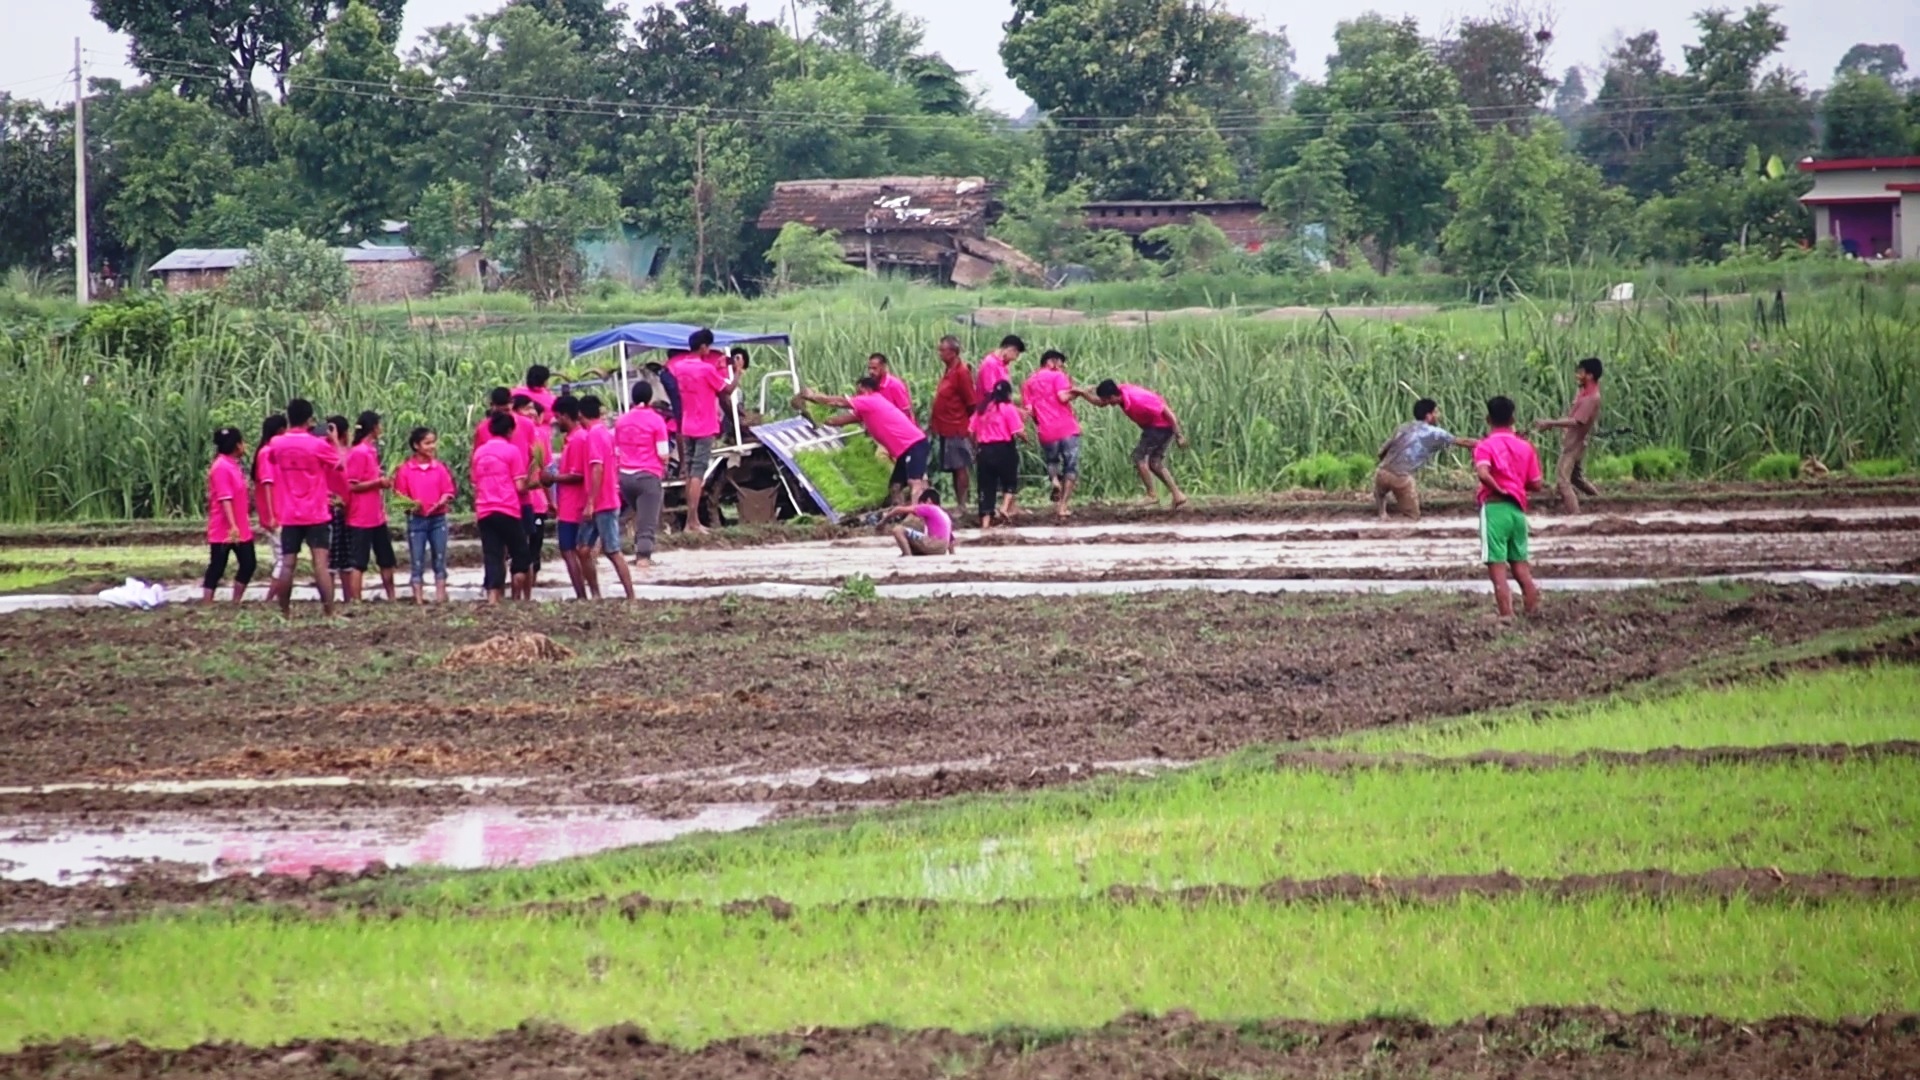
[{"x1": 1828, "y1": 202, "x2": 1896, "y2": 258}]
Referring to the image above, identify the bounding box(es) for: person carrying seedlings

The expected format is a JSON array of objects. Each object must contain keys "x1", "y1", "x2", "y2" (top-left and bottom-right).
[
  {"x1": 1373, "y1": 399, "x2": 1478, "y2": 522},
  {"x1": 1022, "y1": 349, "x2": 1083, "y2": 520},
  {"x1": 976, "y1": 335, "x2": 1025, "y2": 404},
  {"x1": 1087, "y1": 379, "x2": 1190, "y2": 509},
  {"x1": 392, "y1": 426, "x2": 455, "y2": 604},
  {"x1": 665, "y1": 328, "x2": 741, "y2": 534},
  {"x1": 800, "y1": 376, "x2": 932, "y2": 504},
  {"x1": 577, "y1": 395, "x2": 636, "y2": 600},
  {"x1": 1533, "y1": 357, "x2": 1604, "y2": 514},
  {"x1": 880, "y1": 489, "x2": 955, "y2": 557},
  {"x1": 342, "y1": 411, "x2": 398, "y2": 604},
  {"x1": 969, "y1": 379, "x2": 1028, "y2": 527},
  {"x1": 252, "y1": 413, "x2": 287, "y2": 583},
  {"x1": 867, "y1": 353, "x2": 913, "y2": 416},
  {"x1": 615, "y1": 381, "x2": 671, "y2": 570},
  {"x1": 202, "y1": 426, "x2": 255, "y2": 604},
  {"x1": 471, "y1": 411, "x2": 535, "y2": 603},
  {"x1": 1474, "y1": 395, "x2": 1545, "y2": 619},
  {"x1": 266, "y1": 398, "x2": 347, "y2": 619},
  {"x1": 928, "y1": 335, "x2": 978, "y2": 510}
]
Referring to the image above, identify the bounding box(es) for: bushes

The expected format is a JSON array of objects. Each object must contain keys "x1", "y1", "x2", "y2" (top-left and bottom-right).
[
  {"x1": 225, "y1": 230, "x2": 352, "y2": 312},
  {"x1": 1570, "y1": 447, "x2": 1688, "y2": 483},
  {"x1": 1847, "y1": 458, "x2": 1908, "y2": 479},
  {"x1": 1281, "y1": 452, "x2": 1377, "y2": 491},
  {"x1": 1747, "y1": 453, "x2": 1802, "y2": 482}
]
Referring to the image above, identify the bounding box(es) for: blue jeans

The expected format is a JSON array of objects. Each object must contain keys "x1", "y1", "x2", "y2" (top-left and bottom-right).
[{"x1": 406, "y1": 514, "x2": 449, "y2": 584}]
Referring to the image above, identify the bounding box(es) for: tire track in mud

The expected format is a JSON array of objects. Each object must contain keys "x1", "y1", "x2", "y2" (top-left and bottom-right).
[
  {"x1": 6, "y1": 1006, "x2": 1918, "y2": 1079},
  {"x1": 1272, "y1": 740, "x2": 1920, "y2": 774}
]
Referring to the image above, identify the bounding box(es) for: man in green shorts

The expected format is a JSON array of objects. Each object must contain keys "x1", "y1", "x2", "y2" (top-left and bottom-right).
[{"x1": 1472, "y1": 395, "x2": 1544, "y2": 618}]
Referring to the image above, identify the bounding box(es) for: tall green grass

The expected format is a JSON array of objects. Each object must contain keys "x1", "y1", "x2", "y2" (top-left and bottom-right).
[{"x1": 2, "y1": 280, "x2": 1916, "y2": 521}]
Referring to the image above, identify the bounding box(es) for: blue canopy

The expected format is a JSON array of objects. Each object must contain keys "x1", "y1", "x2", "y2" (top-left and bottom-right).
[{"x1": 568, "y1": 322, "x2": 792, "y2": 358}]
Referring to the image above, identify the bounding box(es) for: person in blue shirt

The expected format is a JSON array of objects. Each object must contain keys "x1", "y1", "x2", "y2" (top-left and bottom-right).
[{"x1": 1374, "y1": 399, "x2": 1478, "y2": 521}]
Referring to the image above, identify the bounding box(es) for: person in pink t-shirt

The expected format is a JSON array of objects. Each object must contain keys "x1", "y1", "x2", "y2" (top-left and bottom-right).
[
  {"x1": 1021, "y1": 349, "x2": 1084, "y2": 520},
  {"x1": 392, "y1": 426, "x2": 455, "y2": 604},
  {"x1": 471, "y1": 411, "x2": 534, "y2": 603},
  {"x1": 975, "y1": 334, "x2": 1024, "y2": 403},
  {"x1": 266, "y1": 399, "x2": 345, "y2": 619},
  {"x1": 801, "y1": 375, "x2": 932, "y2": 503},
  {"x1": 968, "y1": 379, "x2": 1028, "y2": 527},
  {"x1": 879, "y1": 489, "x2": 955, "y2": 557},
  {"x1": 574, "y1": 396, "x2": 636, "y2": 600},
  {"x1": 665, "y1": 328, "x2": 741, "y2": 534},
  {"x1": 549, "y1": 396, "x2": 596, "y2": 599},
  {"x1": 252, "y1": 413, "x2": 288, "y2": 581},
  {"x1": 1089, "y1": 379, "x2": 1190, "y2": 510},
  {"x1": 202, "y1": 427, "x2": 256, "y2": 604},
  {"x1": 341, "y1": 411, "x2": 398, "y2": 604},
  {"x1": 614, "y1": 381, "x2": 671, "y2": 567},
  {"x1": 867, "y1": 353, "x2": 913, "y2": 416},
  {"x1": 1473, "y1": 395, "x2": 1545, "y2": 618}
]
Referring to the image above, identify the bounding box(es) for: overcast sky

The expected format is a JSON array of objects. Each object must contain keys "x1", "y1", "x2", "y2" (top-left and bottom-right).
[{"x1": 8, "y1": 0, "x2": 1918, "y2": 117}]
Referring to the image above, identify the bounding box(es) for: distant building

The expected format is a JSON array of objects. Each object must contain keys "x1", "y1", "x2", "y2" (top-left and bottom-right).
[
  {"x1": 757, "y1": 176, "x2": 1042, "y2": 287},
  {"x1": 148, "y1": 245, "x2": 486, "y2": 304},
  {"x1": 1797, "y1": 156, "x2": 1920, "y2": 260},
  {"x1": 1082, "y1": 199, "x2": 1273, "y2": 251}
]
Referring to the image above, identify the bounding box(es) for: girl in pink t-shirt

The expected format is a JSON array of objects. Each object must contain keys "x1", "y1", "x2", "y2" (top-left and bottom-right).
[
  {"x1": 341, "y1": 411, "x2": 398, "y2": 603},
  {"x1": 393, "y1": 426, "x2": 456, "y2": 604},
  {"x1": 880, "y1": 490, "x2": 955, "y2": 557},
  {"x1": 202, "y1": 426, "x2": 256, "y2": 603},
  {"x1": 968, "y1": 379, "x2": 1028, "y2": 527}
]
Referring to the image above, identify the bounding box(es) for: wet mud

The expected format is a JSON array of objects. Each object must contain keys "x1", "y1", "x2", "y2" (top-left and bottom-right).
[{"x1": 6, "y1": 1007, "x2": 1920, "y2": 1079}]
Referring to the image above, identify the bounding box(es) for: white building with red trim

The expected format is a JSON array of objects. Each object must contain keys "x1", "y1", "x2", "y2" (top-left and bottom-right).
[{"x1": 1797, "y1": 156, "x2": 1920, "y2": 260}]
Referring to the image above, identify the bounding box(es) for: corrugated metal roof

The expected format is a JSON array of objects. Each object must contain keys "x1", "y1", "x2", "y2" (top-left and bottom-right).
[
  {"x1": 339, "y1": 246, "x2": 426, "y2": 263},
  {"x1": 148, "y1": 249, "x2": 251, "y2": 272},
  {"x1": 757, "y1": 177, "x2": 997, "y2": 234}
]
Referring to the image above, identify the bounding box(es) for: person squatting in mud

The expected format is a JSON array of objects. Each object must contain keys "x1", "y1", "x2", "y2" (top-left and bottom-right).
[
  {"x1": 1373, "y1": 399, "x2": 1478, "y2": 522},
  {"x1": 880, "y1": 489, "x2": 955, "y2": 557}
]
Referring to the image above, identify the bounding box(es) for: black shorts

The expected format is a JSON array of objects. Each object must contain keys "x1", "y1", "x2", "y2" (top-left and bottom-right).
[
  {"x1": 888, "y1": 438, "x2": 932, "y2": 485},
  {"x1": 346, "y1": 525, "x2": 396, "y2": 572},
  {"x1": 280, "y1": 522, "x2": 332, "y2": 558},
  {"x1": 478, "y1": 512, "x2": 533, "y2": 591},
  {"x1": 328, "y1": 507, "x2": 351, "y2": 567},
  {"x1": 1132, "y1": 426, "x2": 1176, "y2": 467}
]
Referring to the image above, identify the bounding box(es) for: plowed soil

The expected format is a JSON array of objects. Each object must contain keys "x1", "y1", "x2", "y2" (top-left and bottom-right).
[
  {"x1": 6, "y1": 1008, "x2": 1917, "y2": 1079},
  {"x1": 4, "y1": 585, "x2": 1917, "y2": 789}
]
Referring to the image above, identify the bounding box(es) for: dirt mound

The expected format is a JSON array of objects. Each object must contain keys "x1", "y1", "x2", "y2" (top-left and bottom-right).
[
  {"x1": 442, "y1": 633, "x2": 574, "y2": 669},
  {"x1": 962, "y1": 306, "x2": 1089, "y2": 327},
  {"x1": 9, "y1": 1008, "x2": 1918, "y2": 1078}
]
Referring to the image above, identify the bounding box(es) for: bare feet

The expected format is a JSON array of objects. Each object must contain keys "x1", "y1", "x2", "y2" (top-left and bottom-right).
[{"x1": 1170, "y1": 496, "x2": 1190, "y2": 511}]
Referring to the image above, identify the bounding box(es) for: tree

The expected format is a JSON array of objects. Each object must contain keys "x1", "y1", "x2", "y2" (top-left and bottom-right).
[
  {"x1": 1262, "y1": 118, "x2": 1356, "y2": 264},
  {"x1": 1578, "y1": 31, "x2": 1678, "y2": 193},
  {"x1": 1833, "y1": 43, "x2": 1906, "y2": 82},
  {"x1": 1436, "y1": 12, "x2": 1557, "y2": 131},
  {"x1": 1440, "y1": 123, "x2": 1617, "y2": 293},
  {"x1": 1633, "y1": 144, "x2": 1806, "y2": 262},
  {"x1": 1002, "y1": 0, "x2": 1253, "y2": 199},
  {"x1": 92, "y1": 0, "x2": 405, "y2": 120},
  {"x1": 1554, "y1": 66, "x2": 1587, "y2": 115},
  {"x1": 226, "y1": 228, "x2": 352, "y2": 310},
  {"x1": 490, "y1": 174, "x2": 625, "y2": 302},
  {"x1": 767, "y1": 222, "x2": 858, "y2": 290},
  {"x1": 0, "y1": 99, "x2": 74, "y2": 274},
  {"x1": 408, "y1": 179, "x2": 481, "y2": 279},
  {"x1": 803, "y1": 0, "x2": 925, "y2": 76},
  {"x1": 1822, "y1": 72, "x2": 1912, "y2": 158},
  {"x1": 277, "y1": 2, "x2": 428, "y2": 239},
  {"x1": 990, "y1": 159, "x2": 1138, "y2": 278},
  {"x1": 1140, "y1": 214, "x2": 1242, "y2": 275},
  {"x1": 103, "y1": 90, "x2": 238, "y2": 268},
  {"x1": 899, "y1": 55, "x2": 974, "y2": 116}
]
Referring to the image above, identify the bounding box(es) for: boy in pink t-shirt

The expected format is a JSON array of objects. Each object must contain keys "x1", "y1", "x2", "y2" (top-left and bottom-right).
[
  {"x1": 1088, "y1": 379, "x2": 1190, "y2": 510},
  {"x1": 1473, "y1": 395, "x2": 1545, "y2": 618},
  {"x1": 1021, "y1": 349, "x2": 1083, "y2": 519},
  {"x1": 880, "y1": 490, "x2": 954, "y2": 557}
]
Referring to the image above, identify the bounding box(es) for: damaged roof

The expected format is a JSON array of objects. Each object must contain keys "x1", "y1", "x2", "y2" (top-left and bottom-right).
[{"x1": 758, "y1": 177, "x2": 998, "y2": 234}]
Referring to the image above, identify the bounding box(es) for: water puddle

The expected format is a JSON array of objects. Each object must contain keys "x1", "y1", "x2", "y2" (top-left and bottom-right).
[{"x1": 0, "y1": 804, "x2": 774, "y2": 887}]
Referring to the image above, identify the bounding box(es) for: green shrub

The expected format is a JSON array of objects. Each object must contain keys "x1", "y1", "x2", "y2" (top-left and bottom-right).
[
  {"x1": 1282, "y1": 452, "x2": 1373, "y2": 491},
  {"x1": 1747, "y1": 453, "x2": 1801, "y2": 482},
  {"x1": 1587, "y1": 455, "x2": 1634, "y2": 483},
  {"x1": 1848, "y1": 458, "x2": 1909, "y2": 479},
  {"x1": 225, "y1": 229, "x2": 352, "y2": 311},
  {"x1": 1627, "y1": 447, "x2": 1688, "y2": 481}
]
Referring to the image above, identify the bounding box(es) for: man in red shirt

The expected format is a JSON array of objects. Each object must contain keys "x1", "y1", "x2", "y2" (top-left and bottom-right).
[
  {"x1": 927, "y1": 335, "x2": 977, "y2": 509},
  {"x1": 1474, "y1": 395, "x2": 1546, "y2": 618}
]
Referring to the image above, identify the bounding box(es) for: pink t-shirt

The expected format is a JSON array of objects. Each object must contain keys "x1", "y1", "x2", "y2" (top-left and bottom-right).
[
  {"x1": 585, "y1": 422, "x2": 619, "y2": 512},
  {"x1": 514, "y1": 385, "x2": 558, "y2": 453},
  {"x1": 251, "y1": 440, "x2": 276, "y2": 529},
  {"x1": 206, "y1": 455, "x2": 253, "y2": 544},
  {"x1": 849, "y1": 393, "x2": 926, "y2": 459},
  {"x1": 976, "y1": 354, "x2": 1010, "y2": 401},
  {"x1": 476, "y1": 413, "x2": 545, "y2": 512},
  {"x1": 393, "y1": 458, "x2": 455, "y2": 517},
  {"x1": 471, "y1": 439, "x2": 527, "y2": 519},
  {"x1": 1473, "y1": 429, "x2": 1543, "y2": 510},
  {"x1": 270, "y1": 430, "x2": 343, "y2": 528},
  {"x1": 1117, "y1": 384, "x2": 1173, "y2": 429},
  {"x1": 615, "y1": 407, "x2": 669, "y2": 477},
  {"x1": 878, "y1": 373, "x2": 912, "y2": 415},
  {"x1": 668, "y1": 355, "x2": 730, "y2": 439},
  {"x1": 1022, "y1": 368, "x2": 1079, "y2": 443},
  {"x1": 343, "y1": 441, "x2": 388, "y2": 529},
  {"x1": 555, "y1": 429, "x2": 591, "y2": 524},
  {"x1": 969, "y1": 401, "x2": 1025, "y2": 444},
  {"x1": 908, "y1": 502, "x2": 952, "y2": 542}
]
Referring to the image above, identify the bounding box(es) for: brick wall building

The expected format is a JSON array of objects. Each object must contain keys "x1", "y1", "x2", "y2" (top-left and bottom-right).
[
  {"x1": 1082, "y1": 200, "x2": 1273, "y2": 251},
  {"x1": 149, "y1": 246, "x2": 446, "y2": 304}
]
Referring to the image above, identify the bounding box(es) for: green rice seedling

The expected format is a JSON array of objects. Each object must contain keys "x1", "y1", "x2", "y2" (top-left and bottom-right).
[
  {"x1": 1627, "y1": 447, "x2": 1688, "y2": 481},
  {"x1": 1746, "y1": 453, "x2": 1802, "y2": 482},
  {"x1": 1281, "y1": 453, "x2": 1368, "y2": 490},
  {"x1": 1848, "y1": 458, "x2": 1908, "y2": 479},
  {"x1": 1586, "y1": 455, "x2": 1634, "y2": 483},
  {"x1": 793, "y1": 436, "x2": 890, "y2": 511}
]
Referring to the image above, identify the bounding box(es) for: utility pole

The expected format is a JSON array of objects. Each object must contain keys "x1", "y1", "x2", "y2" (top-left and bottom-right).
[
  {"x1": 692, "y1": 127, "x2": 707, "y2": 298},
  {"x1": 72, "y1": 38, "x2": 89, "y2": 305}
]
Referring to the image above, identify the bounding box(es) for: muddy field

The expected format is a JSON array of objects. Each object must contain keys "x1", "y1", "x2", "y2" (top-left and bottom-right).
[{"x1": 7, "y1": 1008, "x2": 1917, "y2": 1079}]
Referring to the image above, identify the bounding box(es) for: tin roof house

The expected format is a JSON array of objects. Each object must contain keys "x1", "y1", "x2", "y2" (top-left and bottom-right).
[
  {"x1": 757, "y1": 176, "x2": 1042, "y2": 287},
  {"x1": 1797, "y1": 156, "x2": 1920, "y2": 261}
]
